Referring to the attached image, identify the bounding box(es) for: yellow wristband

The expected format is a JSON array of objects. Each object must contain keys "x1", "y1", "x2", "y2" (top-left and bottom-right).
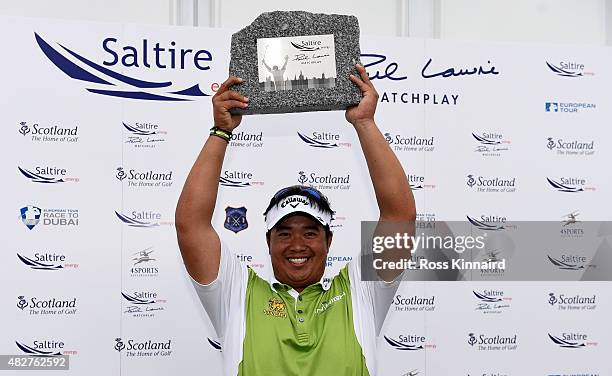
[{"x1": 209, "y1": 127, "x2": 232, "y2": 143}]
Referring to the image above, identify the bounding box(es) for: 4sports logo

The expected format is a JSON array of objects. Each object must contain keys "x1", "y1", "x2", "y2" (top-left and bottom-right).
[{"x1": 35, "y1": 32, "x2": 212, "y2": 101}]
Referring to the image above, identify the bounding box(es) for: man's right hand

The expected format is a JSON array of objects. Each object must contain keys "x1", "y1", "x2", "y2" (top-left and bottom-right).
[{"x1": 212, "y1": 76, "x2": 249, "y2": 131}]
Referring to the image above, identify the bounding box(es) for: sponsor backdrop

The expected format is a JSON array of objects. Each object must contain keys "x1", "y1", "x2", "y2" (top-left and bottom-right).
[{"x1": 1, "y1": 16, "x2": 610, "y2": 376}]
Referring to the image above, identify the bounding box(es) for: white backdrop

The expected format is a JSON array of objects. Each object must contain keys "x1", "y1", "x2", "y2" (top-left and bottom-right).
[{"x1": 1, "y1": 16, "x2": 610, "y2": 376}]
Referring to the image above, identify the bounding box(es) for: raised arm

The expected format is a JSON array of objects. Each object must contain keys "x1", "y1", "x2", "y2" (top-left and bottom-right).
[
  {"x1": 175, "y1": 77, "x2": 249, "y2": 284},
  {"x1": 346, "y1": 64, "x2": 416, "y2": 222}
]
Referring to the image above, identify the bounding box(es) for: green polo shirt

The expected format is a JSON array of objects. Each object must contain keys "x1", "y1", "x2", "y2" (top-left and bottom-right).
[{"x1": 192, "y1": 243, "x2": 396, "y2": 376}]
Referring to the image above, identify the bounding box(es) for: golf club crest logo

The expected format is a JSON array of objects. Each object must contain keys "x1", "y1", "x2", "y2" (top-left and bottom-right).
[
  {"x1": 548, "y1": 293, "x2": 558, "y2": 305},
  {"x1": 224, "y1": 206, "x2": 248, "y2": 233},
  {"x1": 264, "y1": 297, "x2": 287, "y2": 318},
  {"x1": 20, "y1": 206, "x2": 42, "y2": 230},
  {"x1": 547, "y1": 137, "x2": 556, "y2": 150}
]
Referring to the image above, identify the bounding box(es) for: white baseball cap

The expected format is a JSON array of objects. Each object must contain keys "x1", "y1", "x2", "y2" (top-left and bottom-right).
[{"x1": 264, "y1": 194, "x2": 333, "y2": 231}]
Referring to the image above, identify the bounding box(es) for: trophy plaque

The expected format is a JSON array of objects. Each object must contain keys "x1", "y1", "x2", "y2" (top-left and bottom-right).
[{"x1": 229, "y1": 11, "x2": 362, "y2": 115}]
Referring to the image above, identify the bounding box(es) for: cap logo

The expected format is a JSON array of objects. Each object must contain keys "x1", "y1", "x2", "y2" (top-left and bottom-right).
[{"x1": 280, "y1": 196, "x2": 310, "y2": 209}]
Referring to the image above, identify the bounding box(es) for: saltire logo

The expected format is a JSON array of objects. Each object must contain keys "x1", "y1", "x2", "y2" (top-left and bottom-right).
[
  {"x1": 17, "y1": 253, "x2": 63, "y2": 270},
  {"x1": 546, "y1": 62, "x2": 582, "y2": 78},
  {"x1": 548, "y1": 334, "x2": 585, "y2": 348},
  {"x1": 383, "y1": 336, "x2": 424, "y2": 351},
  {"x1": 547, "y1": 255, "x2": 584, "y2": 270},
  {"x1": 115, "y1": 211, "x2": 159, "y2": 228},
  {"x1": 35, "y1": 32, "x2": 209, "y2": 101},
  {"x1": 297, "y1": 132, "x2": 338, "y2": 148},
  {"x1": 121, "y1": 292, "x2": 155, "y2": 305},
  {"x1": 123, "y1": 122, "x2": 157, "y2": 136},
  {"x1": 207, "y1": 338, "x2": 222, "y2": 351},
  {"x1": 16, "y1": 341, "x2": 62, "y2": 357},
  {"x1": 290, "y1": 42, "x2": 320, "y2": 52},
  {"x1": 547, "y1": 178, "x2": 583, "y2": 193},
  {"x1": 219, "y1": 177, "x2": 250, "y2": 188},
  {"x1": 472, "y1": 133, "x2": 501, "y2": 145},
  {"x1": 18, "y1": 167, "x2": 64, "y2": 183},
  {"x1": 467, "y1": 216, "x2": 504, "y2": 231},
  {"x1": 473, "y1": 291, "x2": 502, "y2": 303}
]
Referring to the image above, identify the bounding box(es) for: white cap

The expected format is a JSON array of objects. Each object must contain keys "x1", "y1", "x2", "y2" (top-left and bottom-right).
[{"x1": 264, "y1": 194, "x2": 333, "y2": 231}]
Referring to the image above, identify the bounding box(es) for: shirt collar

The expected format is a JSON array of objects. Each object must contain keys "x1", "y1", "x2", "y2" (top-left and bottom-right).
[{"x1": 268, "y1": 273, "x2": 332, "y2": 293}]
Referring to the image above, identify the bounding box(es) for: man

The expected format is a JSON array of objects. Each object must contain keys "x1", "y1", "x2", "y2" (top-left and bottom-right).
[
  {"x1": 262, "y1": 54, "x2": 289, "y2": 90},
  {"x1": 175, "y1": 64, "x2": 415, "y2": 375}
]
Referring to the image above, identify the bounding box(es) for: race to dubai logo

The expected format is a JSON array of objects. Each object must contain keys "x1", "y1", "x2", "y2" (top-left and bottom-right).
[
  {"x1": 35, "y1": 32, "x2": 212, "y2": 101},
  {"x1": 224, "y1": 206, "x2": 248, "y2": 233},
  {"x1": 18, "y1": 121, "x2": 79, "y2": 143},
  {"x1": 547, "y1": 177, "x2": 595, "y2": 193},
  {"x1": 123, "y1": 122, "x2": 166, "y2": 148},
  {"x1": 20, "y1": 206, "x2": 41, "y2": 230},
  {"x1": 297, "y1": 131, "x2": 351, "y2": 149},
  {"x1": 546, "y1": 60, "x2": 594, "y2": 77},
  {"x1": 20, "y1": 206, "x2": 79, "y2": 230},
  {"x1": 548, "y1": 332, "x2": 597, "y2": 349}
]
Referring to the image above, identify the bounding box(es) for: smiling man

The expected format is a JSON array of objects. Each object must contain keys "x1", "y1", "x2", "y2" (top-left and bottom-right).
[{"x1": 175, "y1": 64, "x2": 415, "y2": 376}]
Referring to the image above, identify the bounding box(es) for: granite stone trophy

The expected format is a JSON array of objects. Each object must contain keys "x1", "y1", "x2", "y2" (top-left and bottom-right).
[{"x1": 229, "y1": 11, "x2": 362, "y2": 115}]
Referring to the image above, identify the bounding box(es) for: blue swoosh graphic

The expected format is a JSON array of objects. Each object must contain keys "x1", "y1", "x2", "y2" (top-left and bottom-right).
[
  {"x1": 35, "y1": 32, "x2": 112, "y2": 85},
  {"x1": 36, "y1": 32, "x2": 210, "y2": 101},
  {"x1": 58, "y1": 42, "x2": 172, "y2": 89},
  {"x1": 87, "y1": 88, "x2": 188, "y2": 101}
]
